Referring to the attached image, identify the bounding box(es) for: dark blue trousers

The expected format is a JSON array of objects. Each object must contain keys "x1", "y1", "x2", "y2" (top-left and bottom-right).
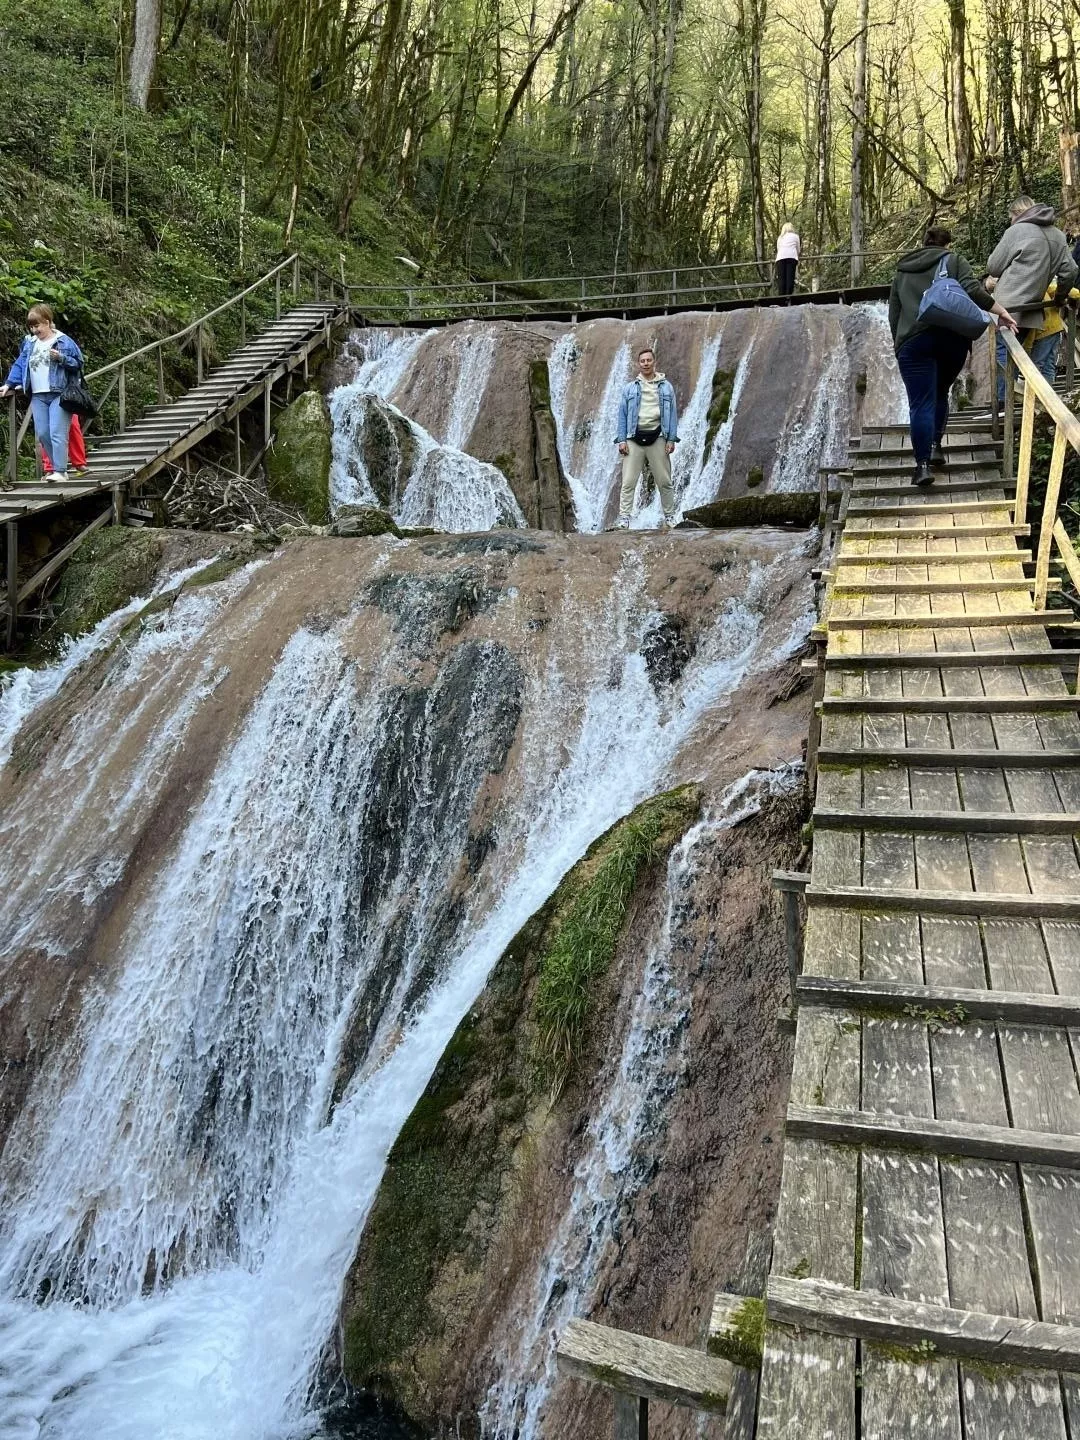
[{"x1": 896, "y1": 328, "x2": 972, "y2": 463}]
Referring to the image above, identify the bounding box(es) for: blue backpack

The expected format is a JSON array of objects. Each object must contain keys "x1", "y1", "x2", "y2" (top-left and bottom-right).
[{"x1": 917, "y1": 255, "x2": 992, "y2": 339}]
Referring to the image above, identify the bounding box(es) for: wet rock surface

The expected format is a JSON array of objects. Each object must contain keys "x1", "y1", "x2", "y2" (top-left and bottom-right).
[{"x1": 267, "y1": 389, "x2": 332, "y2": 523}]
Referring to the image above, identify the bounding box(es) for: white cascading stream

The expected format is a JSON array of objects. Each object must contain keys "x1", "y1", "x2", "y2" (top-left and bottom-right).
[
  {"x1": 329, "y1": 327, "x2": 524, "y2": 531},
  {"x1": 0, "y1": 543, "x2": 810, "y2": 1440}
]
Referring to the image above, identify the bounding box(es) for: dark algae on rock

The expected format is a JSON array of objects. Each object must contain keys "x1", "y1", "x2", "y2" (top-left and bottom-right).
[{"x1": 340, "y1": 784, "x2": 701, "y2": 1423}]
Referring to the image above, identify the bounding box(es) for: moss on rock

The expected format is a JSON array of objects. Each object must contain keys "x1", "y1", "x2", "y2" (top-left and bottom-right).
[
  {"x1": 330, "y1": 505, "x2": 402, "y2": 538},
  {"x1": 704, "y1": 364, "x2": 737, "y2": 460},
  {"x1": 266, "y1": 389, "x2": 332, "y2": 524},
  {"x1": 48, "y1": 525, "x2": 165, "y2": 642},
  {"x1": 341, "y1": 783, "x2": 701, "y2": 1419}
]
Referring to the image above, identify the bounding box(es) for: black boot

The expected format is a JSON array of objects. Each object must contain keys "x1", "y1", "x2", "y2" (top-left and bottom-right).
[
  {"x1": 930, "y1": 442, "x2": 946, "y2": 468},
  {"x1": 911, "y1": 461, "x2": 935, "y2": 487}
]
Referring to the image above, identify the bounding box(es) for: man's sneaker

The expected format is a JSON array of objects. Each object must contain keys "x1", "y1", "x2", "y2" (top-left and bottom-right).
[
  {"x1": 930, "y1": 443, "x2": 946, "y2": 468},
  {"x1": 614, "y1": 515, "x2": 630, "y2": 530},
  {"x1": 49, "y1": 472, "x2": 68, "y2": 484},
  {"x1": 911, "y1": 461, "x2": 934, "y2": 487}
]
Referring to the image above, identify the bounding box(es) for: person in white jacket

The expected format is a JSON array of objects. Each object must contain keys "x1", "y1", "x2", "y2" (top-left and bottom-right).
[{"x1": 775, "y1": 224, "x2": 801, "y2": 296}]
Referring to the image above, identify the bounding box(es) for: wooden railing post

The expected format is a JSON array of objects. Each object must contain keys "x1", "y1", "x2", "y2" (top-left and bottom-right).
[
  {"x1": 1003, "y1": 355, "x2": 1016, "y2": 481},
  {"x1": 989, "y1": 326, "x2": 1000, "y2": 443},
  {"x1": 117, "y1": 362, "x2": 127, "y2": 433},
  {"x1": 7, "y1": 393, "x2": 17, "y2": 485},
  {"x1": 614, "y1": 1393, "x2": 648, "y2": 1439},
  {"x1": 293, "y1": 253, "x2": 301, "y2": 297},
  {"x1": 156, "y1": 347, "x2": 166, "y2": 404},
  {"x1": 196, "y1": 323, "x2": 204, "y2": 385},
  {"x1": 240, "y1": 295, "x2": 247, "y2": 345},
  {"x1": 275, "y1": 272, "x2": 281, "y2": 319},
  {"x1": 1035, "y1": 428, "x2": 1068, "y2": 608},
  {"x1": 1013, "y1": 381, "x2": 1036, "y2": 523}
]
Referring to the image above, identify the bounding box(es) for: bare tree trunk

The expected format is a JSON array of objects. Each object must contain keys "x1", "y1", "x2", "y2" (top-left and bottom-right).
[
  {"x1": 946, "y1": 0, "x2": 973, "y2": 180},
  {"x1": 850, "y1": 0, "x2": 869, "y2": 282},
  {"x1": 129, "y1": 0, "x2": 163, "y2": 110},
  {"x1": 814, "y1": 0, "x2": 837, "y2": 249},
  {"x1": 737, "y1": 0, "x2": 767, "y2": 271}
]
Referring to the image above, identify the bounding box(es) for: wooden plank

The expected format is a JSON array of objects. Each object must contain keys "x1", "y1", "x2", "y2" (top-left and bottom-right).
[
  {"x1": 555, "y1": 1319, "x2": 733, "y2": 1412},
  {"x1": 806, "y1": 884, "x2": 1080, "y2": 919},
  {"x1": 823, "y1": 649, "x2": 1080, "y2": 670},
  {"x1": 818, "y1": 747, "x2": 1080, "y2": 768},
  {"x1": 827, "y1": 609, "x2": 1071, "y2": 631},
  {"x1": 830, "y1": 577, "x2": 1056, "y2": 594},
  {"x1": 797, "y1": 974, "x2": 1080, "y2": 1024},
  {"x1": 766, "y1": 1275, "x2": 1080, "y2": 1373},
  {"x1": 844, "y1": 525, "x2": 1031, "y2": 541},
  {"x1": 834, "y1": 549, "x2": 1032, "y2": 566},
  {"x1": 786, "y1": 1104, "x2": 1080, "y2": 1168},
  {"x1": 820, "y1": 695, "x2": 1080, "y2": 712},
  {"x1": 814, "y1": 809, "x2": 1080, "y2": 834}
]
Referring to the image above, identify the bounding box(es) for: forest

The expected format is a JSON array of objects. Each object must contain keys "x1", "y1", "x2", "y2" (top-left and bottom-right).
[{"x1": 1, "y1": 0, "x2": 1078, "y2": 355}]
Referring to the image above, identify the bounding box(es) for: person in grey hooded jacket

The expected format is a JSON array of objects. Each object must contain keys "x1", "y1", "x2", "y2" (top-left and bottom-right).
[{"x1": 986, "y1": 197, "x2": 1078, "y2": 396}]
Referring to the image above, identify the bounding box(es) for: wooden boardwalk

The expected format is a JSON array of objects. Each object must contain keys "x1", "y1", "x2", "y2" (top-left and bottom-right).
[
  {"x1": 0, "y1": 302, "x2": 342, "y2": 523},
  {"x1": 754, "y1": 421, "x2": 1080, "y2": 1438}
]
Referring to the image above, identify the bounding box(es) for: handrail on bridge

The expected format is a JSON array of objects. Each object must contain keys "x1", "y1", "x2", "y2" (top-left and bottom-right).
[
  {"x1": 4, "y1": 253, "x2": 348, "y2": 485},
  {"x1": 993, "y1": 320, "x2": 1080, "y2": 611}
]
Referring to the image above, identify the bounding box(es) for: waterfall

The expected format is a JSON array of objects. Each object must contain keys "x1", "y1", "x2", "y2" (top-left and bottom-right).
[
  {"x1": 329, "y1": 327, "x2": 521, "y2": 531},
  {"x1": 477, "y1": 762, "x2": 805, "y2": 1439},
  {"x1": 549, "y1": 330, "x2": 631, "y2": 533},
  {"x1": 857, "y1": 300, "x2": 910, "y2": 428},
  {"x1": 0, "y1": 537, "x2": 812, "y2": 1440}
]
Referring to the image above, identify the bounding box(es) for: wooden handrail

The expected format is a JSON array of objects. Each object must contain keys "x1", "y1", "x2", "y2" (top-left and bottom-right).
[{"x1": 997, "y1": 325, "x2": 1080, "y2": 614}]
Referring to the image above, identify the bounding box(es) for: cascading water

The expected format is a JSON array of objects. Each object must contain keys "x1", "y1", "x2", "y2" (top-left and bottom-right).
[
  {"x1": 478, "y1": 763, "x2": 805, "y2": 1439},
  {"x1": 330, "y1": 328, "x2": 523, "y2": 531},
  {"x1": 548, "y1": 330, "x2": 632, "y2": 533},
  {"x1": 0, "y1": 531, "x2": 812, "y2": 1440}
]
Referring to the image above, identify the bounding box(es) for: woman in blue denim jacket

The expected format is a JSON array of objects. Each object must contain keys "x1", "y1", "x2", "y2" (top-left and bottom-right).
[{"x1": 0, "y1": 304, "x2": 83, "y2": 481}]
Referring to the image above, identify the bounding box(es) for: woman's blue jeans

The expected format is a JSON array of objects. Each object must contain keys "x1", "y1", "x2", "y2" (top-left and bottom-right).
[
  {"x1": 30, "y1": 391, "x2": 72, "y2": 473},
  {"x1": 896, "y1": 328, "x2": 972, "y2": 463}
]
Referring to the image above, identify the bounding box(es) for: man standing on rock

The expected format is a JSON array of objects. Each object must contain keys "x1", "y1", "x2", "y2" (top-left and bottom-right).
[{"x1": 613, "y1": 347, "x2": 678, "y2": 529}]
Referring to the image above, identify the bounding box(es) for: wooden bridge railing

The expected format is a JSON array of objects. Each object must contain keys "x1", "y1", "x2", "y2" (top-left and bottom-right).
[
  {"x1": 4, "y1": 253, "x2": 347, "y2": 485},
  {"x1": 342, "y1": 249, "x2": 902, "y2": 323},
  {"x1": 992, "y1": 323, "x2": 1080, "y2": 610}
]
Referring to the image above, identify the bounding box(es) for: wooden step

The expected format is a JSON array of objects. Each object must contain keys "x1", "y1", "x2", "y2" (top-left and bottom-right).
[
  {"x1": 819, "y1": 695, "x2": 1080, "y2": 714},
  {"x1": 818, "y1": 745, "x2": 1080, "y2": 767},
  {"x1": 823, "y1": 648, "x2": 1080, "y2": 670},
  {"x1": 845, "y1": 500, "x2": 1016, "y2": 518},
  {"x1": 826, "y1": 609, "x2": 1071, "y2": 630},
  {"x1": 834, "y1": 549, "x2": 1033, "y2": 566},
  {"x1": 766, "y1": 1276, "x2": 1080, "y2": 1374},
  {"x1": 850, "y1": 476, "x2": 1012, "y2": 496},
  {"x1": 797, "y1": 973, "x2": 1080, "y2": 1025},
  {"x1": 556, "y1": 1318, "x2": 733, "y2": 1414},
  {"x1": 786, "y1": 1104, "x2": 1080, "y2": 1169},
  {"x1": 829, "y1": 577, "x2": 1058, "y2": 594},
  {"x1": 805, "y1": 883, "x2": 1080, "y2": 919},
  {"x1": 813, "y1": 807, "x2": 1080, "y2": 834},
  {"x1": 843, "y1": 524, "x2": 1030, "y2": 540}
]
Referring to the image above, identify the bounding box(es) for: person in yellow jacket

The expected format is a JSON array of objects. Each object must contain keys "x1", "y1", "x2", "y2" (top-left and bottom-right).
[{"x1": 1026, "y1": 283, "x2": 1080, "y2": 385}]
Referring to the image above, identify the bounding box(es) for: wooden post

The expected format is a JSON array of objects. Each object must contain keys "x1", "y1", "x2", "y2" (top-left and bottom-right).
[
  {"x1": 1003, "y1": 355, "x2": 1016, "y2": 480},
  {"x1": 7, "y1": 392, "x2": 17, "y2": 485},
  {"x1": 5, "y1": 519, "x2": 17, "y2": 649},
  {"x1": 772, "y1": 871, "x2": 810, "y2": 1009},
  {"x1": 264, "y1": 380, "x2": 272, "y2": 446},
  {"x1": 156, "y1": 347, "x2": 166, "y2": 404},
  {"x1": 111, "y1": 483, "x2": 123, "y2": 526},
  {"x1": 315, "y1": 269, "x2": 321, "y2": 302},
  {"x1": 235, "y1": 413, "x2": 242, "y2": 473},
  {"x1": 196, "y1": 324, "x2": 204, "y2": 385},
  {"x1": 1035, "y1": 427, "x2": 1068, "y2": 608},
  {"x1": 275, "y1": 273, "x2": 281, "y2": 319},
  {"x1": 989, "y1": 327, "x2": 1000, "y2": 442},
  {"x1": 671, "y1": 269, "x2": 677, "y2": 306},
  {"x1": 118, "y1": 362, "x2": 128, "y2": 432},
  {"x1": 1013, "y1": 381, "x2": 1036, "y2": 524},
  {"x1": 240, "y1": 295, "x2": 247, "y2": 345},
  {"x1": 614, "y1": 1393, "x2": 647, "y2": 1439},
  {"x1": 294, "y1": 253, "x2": 301, "y2": 297}
]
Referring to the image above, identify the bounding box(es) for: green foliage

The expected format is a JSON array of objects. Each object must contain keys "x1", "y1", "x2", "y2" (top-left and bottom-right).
[{"x1": 533, "y1": 784, "x2": 701, "y2": 1090}]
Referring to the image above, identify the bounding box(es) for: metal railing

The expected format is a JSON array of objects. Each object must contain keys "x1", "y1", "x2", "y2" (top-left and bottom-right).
[
  {"x1": 4, "y1": 254, "x2": 349, "y2": 485},
  {"x1": 992, "y1": 322, "x2": 1080, "y2": 611},
  {"x1": 341, "y1": 250, "x2": 902, "y2": 323}
]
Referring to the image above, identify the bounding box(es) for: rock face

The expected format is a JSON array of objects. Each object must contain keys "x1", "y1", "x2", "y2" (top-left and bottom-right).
[
  {"x1": 528, "y1": 359, "x2": 572, "y2": 532},
  {"x1": 267, "y1": 389, "x2": 332, "y2": 523}
]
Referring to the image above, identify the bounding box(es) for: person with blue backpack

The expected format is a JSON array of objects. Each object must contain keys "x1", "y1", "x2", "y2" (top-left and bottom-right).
[{"x1": 889, "y1": 226, "x2": 1018, "y2": 486}]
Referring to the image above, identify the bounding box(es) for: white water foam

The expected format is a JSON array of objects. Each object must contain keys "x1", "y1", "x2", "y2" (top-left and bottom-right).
[
  {"x1": 445, "y1": 328, "x2": 497, "y2": 449},
  {"x1": 549, "y1": 330, "x2": 631, "y2": 533},
  {"x1": 771, "y1": 316, "x2": 850, "y2": 492},
  {"x1": 0, "y1": 553, "x2": 810, "y2": 1440}
]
